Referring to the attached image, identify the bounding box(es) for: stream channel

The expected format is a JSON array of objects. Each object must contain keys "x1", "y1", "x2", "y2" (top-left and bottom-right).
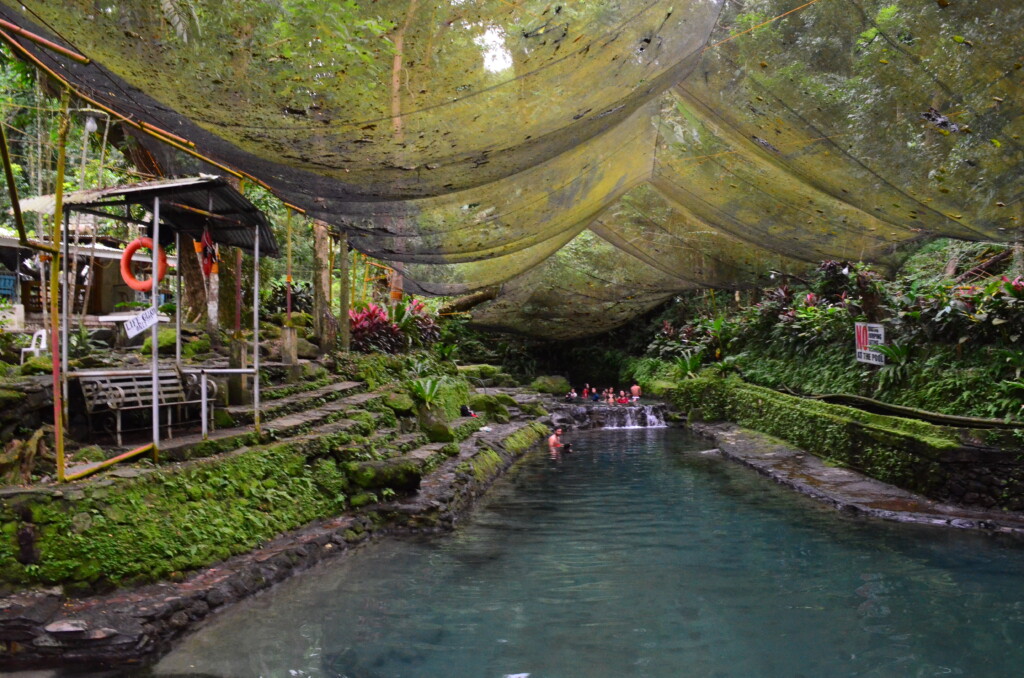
[{"x1": 103, "y1": 427, "x2": 1024, "y2": 676}]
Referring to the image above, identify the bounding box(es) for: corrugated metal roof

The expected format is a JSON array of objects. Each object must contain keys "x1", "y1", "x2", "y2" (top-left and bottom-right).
[{"x1": 19, "y1": 175, "x2": 280, "y2": 258}]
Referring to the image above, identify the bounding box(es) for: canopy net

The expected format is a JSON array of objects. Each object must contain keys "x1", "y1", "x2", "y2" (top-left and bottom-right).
[{"x1": 0, "y1": 0, "x2": 1019, "y2": 338}]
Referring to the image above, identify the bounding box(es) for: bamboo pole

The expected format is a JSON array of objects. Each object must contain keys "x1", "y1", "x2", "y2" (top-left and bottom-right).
[{"x1": 50, "y1": 89, "x2": 69, "y2": 482}]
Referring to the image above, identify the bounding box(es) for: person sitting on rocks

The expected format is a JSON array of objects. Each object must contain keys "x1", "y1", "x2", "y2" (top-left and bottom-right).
[
  {"x1": 616, "y1": 390, "x2": 630, "y2": 404},
  {"x1": 564, "y1": 388, "x2": 578, "y2": 402},
  {"x1": 460, "y1": 404, "x2": 478, "y2": 418}
]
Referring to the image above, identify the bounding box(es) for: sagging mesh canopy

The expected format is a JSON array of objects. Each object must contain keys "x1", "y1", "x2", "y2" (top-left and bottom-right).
[{"x1": 1, "y1": 0, "x2": 1020, "y2": 338}]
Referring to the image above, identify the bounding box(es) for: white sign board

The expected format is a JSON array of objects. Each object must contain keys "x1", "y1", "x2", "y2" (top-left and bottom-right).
[
  {"x1": 855, "y1": 322, "x2": 885, "y2": 365},
  {"x1": 124, "y1": 307, "x2": 159, "y2": 339}
]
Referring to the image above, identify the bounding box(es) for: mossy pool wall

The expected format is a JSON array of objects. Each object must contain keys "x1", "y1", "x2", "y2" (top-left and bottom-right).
[{"x1": 670, "y1": 376, "x2": 1024, "y2": 511}]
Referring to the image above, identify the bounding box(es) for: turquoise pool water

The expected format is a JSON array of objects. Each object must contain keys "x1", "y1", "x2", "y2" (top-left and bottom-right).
[{"x1": 151, "y1": 428, "x2": 1024, "y2": 677}]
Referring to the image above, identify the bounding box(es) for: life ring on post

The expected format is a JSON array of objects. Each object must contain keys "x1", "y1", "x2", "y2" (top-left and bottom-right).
[{"x1": 120, "y1": 237, "x2": 168, "y2": 292}]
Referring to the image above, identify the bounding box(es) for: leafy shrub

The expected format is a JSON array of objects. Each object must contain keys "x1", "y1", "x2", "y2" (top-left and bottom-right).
[
  {"x1": 406, "y1": 377, "x2": 442, "y2": 406},
  {"x1": 263, "y1": 277, "x2": 314, "y2": 315}
]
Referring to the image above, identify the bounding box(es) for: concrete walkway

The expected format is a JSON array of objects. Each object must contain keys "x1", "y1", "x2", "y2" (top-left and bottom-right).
[{"x1": 693, "y1": 422, "x2": 1024, "y2": 536}]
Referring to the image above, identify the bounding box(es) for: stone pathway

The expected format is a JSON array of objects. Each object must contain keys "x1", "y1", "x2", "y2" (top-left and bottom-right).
[{"x1": 693, "y1": 422, "x2": 1024, "y2": 535}]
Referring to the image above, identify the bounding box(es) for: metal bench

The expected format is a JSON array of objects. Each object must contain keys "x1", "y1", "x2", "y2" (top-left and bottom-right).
[{"x1": 77, "y1": 369, "x2": 216, "y2": 446}]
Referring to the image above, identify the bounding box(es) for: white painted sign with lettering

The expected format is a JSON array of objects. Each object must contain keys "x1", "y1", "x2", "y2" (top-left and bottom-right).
[
  {"x1": 124, "y1": 307, "x2": 159, "y2": 339},
  {"x1": 854, "y1": 322, "x2": 885, "y2": 365}
]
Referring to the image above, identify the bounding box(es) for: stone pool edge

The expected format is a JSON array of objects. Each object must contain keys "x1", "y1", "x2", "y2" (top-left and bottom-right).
[
  {"x1": 691, "y1": 422, "x2": 1024, "y2": 536},
  {"x1": 0, "y1": 420, "x2": 550, "y2": 672}
]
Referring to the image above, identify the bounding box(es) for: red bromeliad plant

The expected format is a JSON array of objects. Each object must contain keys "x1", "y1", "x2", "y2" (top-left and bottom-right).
[
  {"x1": 349, "y1": 299, "x2": 441, "y2": 354},
  {"x1": 349, "y1": 303, "x2": 404, "y2": 353}
]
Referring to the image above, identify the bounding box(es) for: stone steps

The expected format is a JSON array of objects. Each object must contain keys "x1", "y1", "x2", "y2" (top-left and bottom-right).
[{"x1": 224, "y1": 380, "x2": 363, "y2": 425}]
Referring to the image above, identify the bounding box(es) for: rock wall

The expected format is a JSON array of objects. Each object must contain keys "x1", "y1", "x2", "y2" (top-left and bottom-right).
[{"x1": 670, "y1": 376, "x2": 1024, "y2": 511}]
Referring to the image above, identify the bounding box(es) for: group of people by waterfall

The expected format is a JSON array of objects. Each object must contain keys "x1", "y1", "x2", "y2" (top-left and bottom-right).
[{"x1": 564, "y1": 383, "x2": 642, "y2": 403}]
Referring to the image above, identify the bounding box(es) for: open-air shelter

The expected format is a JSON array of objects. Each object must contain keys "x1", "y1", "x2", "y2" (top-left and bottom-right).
[{"x1": 19, "y1": 175, "x2": 280, "y2": 478}]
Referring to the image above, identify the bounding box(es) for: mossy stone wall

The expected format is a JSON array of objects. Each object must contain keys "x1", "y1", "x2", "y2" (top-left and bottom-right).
[
  {"x1": 0, "y1": 441, "x2": 358, "y2": 592},
  {"x1": 670, "y1": 377, "x2": 1024, "y2": 510}
]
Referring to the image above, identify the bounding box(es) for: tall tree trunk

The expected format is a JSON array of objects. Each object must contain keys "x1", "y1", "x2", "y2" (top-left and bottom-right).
[
  {"x1": 338, "y1": 232, "x2": 350, "y2": 351},
  {"x1": 180, "y1": 236, "x2": 208, "y2": 324},
  {"x1": 217, "y1": 246, "x2": 238, "y2": 332},
  {"x1": 312, "y1": 219, "x2": 337, "y2": 353}
]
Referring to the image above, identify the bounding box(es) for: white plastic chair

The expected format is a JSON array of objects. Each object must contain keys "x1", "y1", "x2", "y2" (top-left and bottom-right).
[{"x1": 20, "y1": 329, "x2": 47, "y2": 364}]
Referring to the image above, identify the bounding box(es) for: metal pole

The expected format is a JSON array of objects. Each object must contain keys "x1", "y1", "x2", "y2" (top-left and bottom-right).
[
  {"x1": 61, "y1": 209, "x2": 69, "y2": 407},
  {"x1": 253, "y1": 225, "x2": 261, "y2": 434},
  {"x1": 201, "y1": 370, "x2": 208, "y2": 440},
  {"x1": 151, "y1": 197, "x2": 160, "y2": 452},
  {"x1": 175, "y1": 230, "x2": 181, "y2": 366}
]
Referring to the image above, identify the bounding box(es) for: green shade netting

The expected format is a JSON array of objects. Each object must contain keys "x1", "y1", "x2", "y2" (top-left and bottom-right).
[{"x1": 1, "y1": 0, "x2": 1020, "y2": 337}]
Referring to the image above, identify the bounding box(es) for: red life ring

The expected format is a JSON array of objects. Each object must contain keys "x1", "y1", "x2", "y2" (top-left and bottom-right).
[{"x1": 120, "y1": 237, "x2": 168, "y2": 292}]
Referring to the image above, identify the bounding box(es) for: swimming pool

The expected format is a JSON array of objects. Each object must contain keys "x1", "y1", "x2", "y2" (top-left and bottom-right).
[{"x1": 150, "y1": 428, "x2": 1024, "y2": 677}]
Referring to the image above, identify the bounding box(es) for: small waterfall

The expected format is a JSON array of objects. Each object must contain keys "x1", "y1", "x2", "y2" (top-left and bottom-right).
[{"x1": 550, "y1": 403, "x2": 667, "y2": 430}]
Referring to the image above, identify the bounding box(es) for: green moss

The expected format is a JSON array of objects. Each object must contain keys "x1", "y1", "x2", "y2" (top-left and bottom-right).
[
  {"x1": 213, "y1": 409, "x2": 236, "y2": 429},
  {"x1": 435, "y1": 378, "x2": 470, "y2": 420},
  {"x1": 468, "y1": 394, "x2": 510, "y2": 424},
  {"x1": 182, "y1": 336, "x2": 211, "y2": 358},
  {"x1": 502, "y1": 421, "x2": 549, "y2": 453},
  {"x1": 141, "y1": 328, "x2": 178, "y2": 355},
  {"x1": 458, "y1": 448, "x2": 503, "y2": 484},
  {"x1": 0, "y1": 388, "x2": 26, "y2": 408},
  {"x1": 384, "y1": 391, "x2": 416, "y2": 416},
  {"x1": 518, "y1": 400, "x2": 548, "y2": 417},
  {"x1": 0, "y1": 439, "x2": 363, "y2": 587},
  {"x1": 670, "y1": 377, "x2": 963, "y2": 496},
  {"x1": 18, "y1": 356, "x2": 52, "y2": 376}
]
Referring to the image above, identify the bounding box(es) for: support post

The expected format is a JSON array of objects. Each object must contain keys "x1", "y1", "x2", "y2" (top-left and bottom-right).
[
  {"x1": 175, "y1": 230, "x2": 182, "y2": 366},
  {"x1": 201, "y1": 370, "x2": 208, "y2": 440},
  {"x1": 285, "y1": 209, "x2": 293, "y2": 322},
  {"x1": 61, "y1": 209, "x2": 69, "y2": 409},
  {"x1": 253, "y1": 225, "x2": 261, "y2": 434},
  {"x1": 151, "y1": 197, "x2": 160, "y2": 457}
]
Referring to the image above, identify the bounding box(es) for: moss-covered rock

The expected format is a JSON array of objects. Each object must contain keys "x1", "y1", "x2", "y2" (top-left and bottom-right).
[
  {"x1": 72, "y1": 446, "x2": 106, "y2": 463},
  {"x1": 384, "y1": 391, "x2": 416, "y2": 416},
  {"x1": 182, "y1": 336, "x2": 211, "y2": 359},
  {"x1": 141, "y1": 328, "x2": 177, "y2": 355},
  {"x1": 213, "y1": 409, "x2": 236, "y2": 428},
  {"x1": 0, "y1": 388, "x2": 26, "y2": 408},
  {"x1": 417, "y1": 405, "x2": 455, "y2": 442},
  {"x1": 518, "y1": 400, "x2": 548, "y2": 417},
  {"x1": 433, "y1": 377, "x2": 470, "y2": 420},
  {"x1": 458, "y1": 364, "x2": 500, "y2": 380},
  {"x1": 492, "y1": 393, "x2": 518, "y2": 408},
  {"x1": 259, "y1": 322, "x2": 283, "y2": 339},
  {"x1": 296, "y1": 338, "x2": 319, "y2": 359},
  {"x1": 289, "y1": 312, "x2": 313, "y2": 328},
  {"x1": 468, "y1": 394, "x2": 510, "y2": 424},
  {"x1": 18, "y1": 356, "x2": 52, "y2": 376},
  {"x1": 530, "y1": 375, "x2": 570, "y2": 395},
  {"x1": 347, "y1": 457, "x2": 423, "y2": 492}
]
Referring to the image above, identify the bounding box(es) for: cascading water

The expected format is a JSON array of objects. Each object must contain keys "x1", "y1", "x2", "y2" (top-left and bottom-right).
[{"x1": 550, "y1": 402, "x2": 668, "y2": 430}]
